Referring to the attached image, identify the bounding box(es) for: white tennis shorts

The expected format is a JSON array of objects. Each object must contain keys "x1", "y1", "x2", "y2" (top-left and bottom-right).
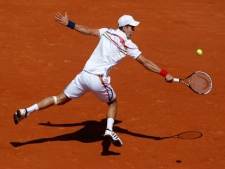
[{"x1": 64, "y1": 71, "x2": 116, "y2": 102}]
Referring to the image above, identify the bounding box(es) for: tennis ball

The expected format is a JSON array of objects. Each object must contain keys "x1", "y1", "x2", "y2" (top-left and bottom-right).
[{"x1": 196, "y1": 49, "x2": 203, "y2": 56}]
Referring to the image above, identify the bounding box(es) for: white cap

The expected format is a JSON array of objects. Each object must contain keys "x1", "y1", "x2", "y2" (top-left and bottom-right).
[{"x1": 118, "y1": 15, "x2": 140, "y2": 27}]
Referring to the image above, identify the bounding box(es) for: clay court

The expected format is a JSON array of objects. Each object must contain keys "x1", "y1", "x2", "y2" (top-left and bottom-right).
[{"x1": 1, "y1": 0, "x2": 225, "y2": 168}]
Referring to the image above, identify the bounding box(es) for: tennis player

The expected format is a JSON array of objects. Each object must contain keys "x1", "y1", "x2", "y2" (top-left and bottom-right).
[{"x1": 13, "y1": 12, "x2": 174, "y2": 147}]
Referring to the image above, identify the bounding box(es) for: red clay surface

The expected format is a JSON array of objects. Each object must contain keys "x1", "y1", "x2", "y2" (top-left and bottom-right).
[{"x1": 1, "y1": 0, "x2": 225, "y2": 169}]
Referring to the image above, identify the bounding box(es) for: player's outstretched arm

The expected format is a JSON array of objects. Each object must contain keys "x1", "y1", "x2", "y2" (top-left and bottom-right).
[
  {"x1": 55, "y1": 12, "x2": 100, "y2": 37},
  {"x1": 136, "y1": 54, "x2": 173, "y2": 82}
]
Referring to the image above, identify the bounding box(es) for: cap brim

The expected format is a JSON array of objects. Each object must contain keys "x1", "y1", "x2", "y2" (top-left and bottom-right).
[{"x1": 129, "y1": 21, "x2": 140, "y2": 26}]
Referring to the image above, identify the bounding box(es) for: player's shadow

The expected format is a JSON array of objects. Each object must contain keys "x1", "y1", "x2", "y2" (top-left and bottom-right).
[
  {"x1": 10, "y1": 118, "x2": 202, "y2": 155},
  {"x1": 10, "y1": 118, "x2": 158, "y2": 155}
]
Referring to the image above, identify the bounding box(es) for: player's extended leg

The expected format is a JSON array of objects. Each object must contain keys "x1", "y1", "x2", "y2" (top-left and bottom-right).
[
  {"x1": 104, "y1": 98, "x2": 123, "y2": 147},
  {"x1": 14, "y1": 72, "x2": 87, "y2": 125},
  {"x1": 13, "y1": 92, "x2": 71, "y2": 125},
  {"x1": 37, "y1": 92, "x2": 71, "y2": 109}
]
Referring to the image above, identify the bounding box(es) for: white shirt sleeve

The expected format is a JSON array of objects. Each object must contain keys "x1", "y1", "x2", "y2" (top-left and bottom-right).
[
  {"x1": 126, "y1": 40, "x2": 142, "y2": 59},
  {"x1": 99, "y1": 28, "x2": 109, "y2": 38}
]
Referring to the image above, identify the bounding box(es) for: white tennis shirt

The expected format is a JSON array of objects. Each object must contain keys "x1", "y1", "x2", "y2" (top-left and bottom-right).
[{"x1": 83, "y1": 28, "x2": 142, "y2": 76}]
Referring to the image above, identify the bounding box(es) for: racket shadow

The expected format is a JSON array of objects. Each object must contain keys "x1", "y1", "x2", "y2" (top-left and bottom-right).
[{"x1": 160, "y1": 131, "x2": 203, "y2": 140}]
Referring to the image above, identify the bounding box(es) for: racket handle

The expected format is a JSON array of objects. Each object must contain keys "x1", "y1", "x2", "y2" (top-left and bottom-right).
[{"x1": 173, "y1": 78, "x2": 180, "y2": 82}]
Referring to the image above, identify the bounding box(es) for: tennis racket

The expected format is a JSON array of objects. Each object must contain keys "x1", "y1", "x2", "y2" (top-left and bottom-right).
[{"x1": 173, "y1": 71, "x2": 212, "y2": 94}]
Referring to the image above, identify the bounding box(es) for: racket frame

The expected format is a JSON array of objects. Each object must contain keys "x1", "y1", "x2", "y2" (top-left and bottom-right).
[{"x1": 173, "y1": 71, "x2": 212, "y2": 94}]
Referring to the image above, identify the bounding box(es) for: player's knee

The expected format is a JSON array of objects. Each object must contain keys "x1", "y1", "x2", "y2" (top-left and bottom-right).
[
  {"x1": 53, "y1": 94, "x2": 71, "y2": 105},
  {"x1": 53, "y1": 96, "x2": 58, "y2": 105},
  {"x1": 107, "y1": 98, "x2": 117, "y2": 105},
  {"x1": 53, "y1": 96, "x2": 65, "y2": 105}
]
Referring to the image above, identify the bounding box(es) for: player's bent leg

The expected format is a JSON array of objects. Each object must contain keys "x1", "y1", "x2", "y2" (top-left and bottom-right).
[
  {"x1": 104, "y1": 98, "x2": 123, "y2": 147},
  {"x1": 107, "y1": 98, "x2": 118, "y2": 119},
  {"x1": 104, "y1": 129, "x2": 123, "y2": 147}
]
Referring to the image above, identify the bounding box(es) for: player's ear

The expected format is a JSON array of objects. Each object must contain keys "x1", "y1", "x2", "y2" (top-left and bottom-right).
[
  {"x1": 119, "y1": 26, "x2": 125, "y2": 33},
  {"x1": 122, "y1": 26, "x2": 126, "y2": 32}
]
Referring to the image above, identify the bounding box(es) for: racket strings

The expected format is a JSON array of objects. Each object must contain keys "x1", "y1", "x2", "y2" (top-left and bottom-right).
[{"x1": 189, "y1": 73, "x2": 212, "y2": 94}]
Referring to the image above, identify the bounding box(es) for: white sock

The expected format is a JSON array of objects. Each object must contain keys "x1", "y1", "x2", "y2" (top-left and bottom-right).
[
  {"x1": 106, "y1": 118, "x2": 114, "y2": 131},
  {"x1": 26, "y1": 104, "x2": 39, "y2": 116}
]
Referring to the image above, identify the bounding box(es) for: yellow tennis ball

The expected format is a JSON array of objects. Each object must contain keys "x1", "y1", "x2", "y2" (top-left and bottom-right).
[{"x1": 196, "y1": 49, "x2": 203, "y2": 56}]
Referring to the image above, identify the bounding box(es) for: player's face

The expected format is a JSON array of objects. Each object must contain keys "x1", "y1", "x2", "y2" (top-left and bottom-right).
[{"x1": 124, "y1": 25, "x2": 135, "y2": 39}]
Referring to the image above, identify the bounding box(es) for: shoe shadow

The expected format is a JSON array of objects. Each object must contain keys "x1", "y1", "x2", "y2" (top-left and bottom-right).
[{"x1": 101, "y1": 137, "x2": 121, "y2": 156}]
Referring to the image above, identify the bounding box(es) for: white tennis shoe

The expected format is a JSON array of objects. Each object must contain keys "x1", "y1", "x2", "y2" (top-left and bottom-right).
[
  {"x1": 13, "y1": 109, "x2": 28, "y2": 124},
  {"x1": 104, "y1": 129, "x2": 123, "y2": 147}
]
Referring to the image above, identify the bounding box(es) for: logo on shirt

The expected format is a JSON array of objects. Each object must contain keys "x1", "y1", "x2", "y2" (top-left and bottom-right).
[{"x1": 103, "y1": 31, "x2": 136, "y2": 55}]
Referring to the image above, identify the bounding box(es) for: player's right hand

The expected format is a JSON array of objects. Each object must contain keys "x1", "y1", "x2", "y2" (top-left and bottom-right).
[{"x1": 165, "y1": 74, "x2": 174, "y2": 83}]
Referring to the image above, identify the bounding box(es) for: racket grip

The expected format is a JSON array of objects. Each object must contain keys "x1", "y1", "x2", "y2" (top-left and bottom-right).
[{"x1": 173, "y1": 78, "x2": 180, "y2": 82}]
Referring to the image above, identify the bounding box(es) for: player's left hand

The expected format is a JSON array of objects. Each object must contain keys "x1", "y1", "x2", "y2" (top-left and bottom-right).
[{"x1": 55, "y1": 12, "x2": 69, "y2": 26}]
